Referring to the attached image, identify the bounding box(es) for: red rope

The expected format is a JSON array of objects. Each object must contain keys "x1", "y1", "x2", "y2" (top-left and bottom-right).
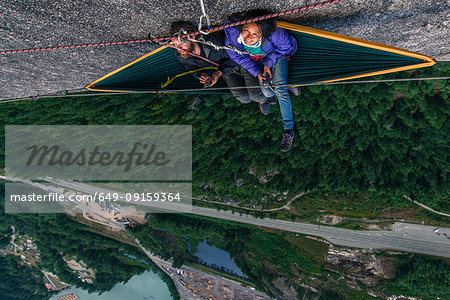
[
  {"x1": 0, "y1": 0, "x2": 345, "y2": 54},
  {"x1": 0, "y1": 40, "x2": 152, "y2": 54}
]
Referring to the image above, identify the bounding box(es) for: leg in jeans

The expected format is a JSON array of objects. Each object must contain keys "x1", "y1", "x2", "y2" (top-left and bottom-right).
[
  {"x1": 222, "y1": 69, "x2": 252, "y2": 104},
  {"x1": 259, "y1": 57, "x2": 294, "y2": 130}
]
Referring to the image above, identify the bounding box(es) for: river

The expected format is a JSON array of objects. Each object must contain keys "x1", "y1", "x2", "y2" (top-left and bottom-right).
[{"x1": 49, "y1": 269, "x2": 173, "y2": 300}]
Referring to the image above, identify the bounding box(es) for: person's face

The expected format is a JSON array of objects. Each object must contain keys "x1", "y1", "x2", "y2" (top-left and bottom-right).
[
  {"x1": 171, "y1": 37, "x2": 194, "y2": 58},
  {"x1": 242, "y1": 22, "x2": 262, "y2": 46}
]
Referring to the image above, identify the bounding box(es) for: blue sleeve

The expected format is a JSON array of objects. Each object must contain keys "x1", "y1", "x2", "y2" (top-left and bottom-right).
[{"x1": 263, "y1": 29, "x2": 297, "y2": 69}]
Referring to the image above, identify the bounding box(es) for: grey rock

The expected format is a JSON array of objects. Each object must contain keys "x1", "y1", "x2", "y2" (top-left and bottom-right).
[{"x1": 1, "y1": 0, "x2": 449, "y2": 100}]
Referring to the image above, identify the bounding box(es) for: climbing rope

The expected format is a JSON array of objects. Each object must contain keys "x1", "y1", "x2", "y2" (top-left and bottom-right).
[
  {"x1": 187, "y1": 36, "x2": 256, "y2": 57},
  {"x1": 1, "y1": 77, "x2": 448, "y2": 104},
  {"x1": 0, "y1": 0, "x2": 346, "y2": 54}
]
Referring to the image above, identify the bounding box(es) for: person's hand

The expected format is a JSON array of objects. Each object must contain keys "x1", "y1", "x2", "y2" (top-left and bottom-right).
[
  {"x1": 210, "y1": 70, "x2": 222, "y2": 87},
  {"x1": 199, "y1": 72, "x2": 211, "y2": 84},
  {"x1": 258, "y1": 65, "x2": 272, "y2": 83},
  {"x1": 199, "y1": 72, "x2": 212, "y2": 87}
]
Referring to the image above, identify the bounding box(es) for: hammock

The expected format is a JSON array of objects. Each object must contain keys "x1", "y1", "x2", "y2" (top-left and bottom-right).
[{"x1": 85, "y1": 21, "x2": 436, "y2": 93}]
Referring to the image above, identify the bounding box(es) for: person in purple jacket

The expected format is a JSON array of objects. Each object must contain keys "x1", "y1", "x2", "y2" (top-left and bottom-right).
[{"x1": 224, "y1": 10, "x2": 299, "y2": 152}]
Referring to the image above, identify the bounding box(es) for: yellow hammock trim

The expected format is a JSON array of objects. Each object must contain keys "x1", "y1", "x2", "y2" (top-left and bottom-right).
[
  {"x1": 160, "y1": 66, "x2": 218, "y2": 88},
  {"x1": 276, "y1": 21, "x2": 436, "y2": 86},
  {"x1": 85, "y1": 46, "x2": 169, "y2": 93}
]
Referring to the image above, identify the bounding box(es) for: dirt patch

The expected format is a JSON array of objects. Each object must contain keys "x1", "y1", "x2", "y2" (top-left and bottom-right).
[
  {"x1": 365, "y1": 224, "x2": 382, "y2": 230},
  {"x1": 376, "y1": 256, "x2": 397, "y2": 279},
  {"x1": 318, "y1": 215, "x2": 344, "y2": 225},
  {"x1": 117, "y1": 206, "x2": 147, "y2": 225},
  {"x1": 380, "y1": 208, "x2": 418, "y2": 219}
]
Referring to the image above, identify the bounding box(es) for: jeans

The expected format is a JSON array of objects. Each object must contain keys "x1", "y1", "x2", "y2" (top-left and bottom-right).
[
  {"x1": 259, "y1": 56, "x2": 294, "y2": 130},
  {"x1": 223, "y1": 66, "x2": 267, "y2": 104}
]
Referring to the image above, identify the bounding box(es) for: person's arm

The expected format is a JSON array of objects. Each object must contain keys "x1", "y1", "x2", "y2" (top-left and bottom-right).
[
  {"x1": 217, "y1": 54, "x2": 237, "y2": 76},
  {"x1": 262, "y1": 28, "x2": 298, "y2": 69},
  {"x1": 175, "y1": 54, "x2": 203, "y2": 79},
  {"x1": 205, "y1": 32, "x2": 237, "y2": 76}
]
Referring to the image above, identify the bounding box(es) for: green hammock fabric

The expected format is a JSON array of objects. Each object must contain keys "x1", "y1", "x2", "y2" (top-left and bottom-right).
[{"x1": 87, "y1": 24, "x2": 433, "y2": 93}]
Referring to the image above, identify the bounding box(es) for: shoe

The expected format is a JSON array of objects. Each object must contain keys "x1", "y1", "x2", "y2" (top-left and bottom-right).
[
  {"x1": 267, "y1": 95, "x2": 277, "y2": 105},
  {"x1": 259, "y1": 102, "x2": 270, "y2": 115},
  {"x1": 280, "y1": 131, "x2": 294, "y2": 152},
  {"x1": 288, "y1": 86, "x2": 301, "y2": 96}
]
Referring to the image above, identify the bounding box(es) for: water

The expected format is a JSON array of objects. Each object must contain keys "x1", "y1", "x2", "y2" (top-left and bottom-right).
[
  {"x1": 194, "y1": 238, "x2": 248, "y2": 278},
  {"x1": 49, "y1": 269, "x2": 173, "y2": 300}
]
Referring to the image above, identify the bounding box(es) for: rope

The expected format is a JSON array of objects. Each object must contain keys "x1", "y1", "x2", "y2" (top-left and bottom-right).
[
  {"x1": 188, "y1": 36, "x2": 255, "y2": 56},
  {"x1": 1, "y1": 77, "x2": 447, "y2": 104},
  {"x1": 0, "y1": 40, "x2": 153, "y2": 54},
  {"x1": 0, "y1": 0, "x2": 345, "y2": 55}
]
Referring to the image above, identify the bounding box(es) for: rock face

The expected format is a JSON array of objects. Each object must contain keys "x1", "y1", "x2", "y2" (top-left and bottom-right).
[
  {"x1": 326, "y1": 246, "x2": 397, "y2": 296},
  {"x1": 2, "y1": 0, "x2": 448, "y2": 100}
]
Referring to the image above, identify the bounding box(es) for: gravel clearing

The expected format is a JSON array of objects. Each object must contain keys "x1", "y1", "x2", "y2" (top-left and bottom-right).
[{"x1": 1, "y1": 0, "x2": 449, "y2": 100}]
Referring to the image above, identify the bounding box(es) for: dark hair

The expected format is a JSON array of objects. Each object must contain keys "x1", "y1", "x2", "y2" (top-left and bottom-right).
[
  {"x1": 169, "y1": 21, "x2": 196, "y2": 37},
  {"x1": 227, "y1": 9, "x2": 276, "y2": 39}
]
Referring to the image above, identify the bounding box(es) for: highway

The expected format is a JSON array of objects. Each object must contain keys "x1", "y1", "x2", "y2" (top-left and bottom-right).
[{"x1": 4, "y1": 176, "x2": 450, "y2": 258}]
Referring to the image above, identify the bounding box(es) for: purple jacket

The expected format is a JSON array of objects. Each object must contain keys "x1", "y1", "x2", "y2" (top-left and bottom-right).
[{"x1": 224, "y1": 26, "x2": 297, "y2": 77}]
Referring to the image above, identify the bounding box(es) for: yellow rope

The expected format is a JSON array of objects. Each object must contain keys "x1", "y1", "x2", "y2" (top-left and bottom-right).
[{"x1": 160, "y1": 66, "x2": 218, "y2": 88}]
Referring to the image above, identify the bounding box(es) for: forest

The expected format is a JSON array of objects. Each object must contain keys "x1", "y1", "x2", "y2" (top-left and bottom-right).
[
  {"x1": 383, "y1": 255, "x2": 450, "y2": 299},
  {"x1": 0, "y1": 61, "x2": 448, "y2": 298},
  {"x1": 1, "y1": 62, "x2": 448, "y2": 221}
]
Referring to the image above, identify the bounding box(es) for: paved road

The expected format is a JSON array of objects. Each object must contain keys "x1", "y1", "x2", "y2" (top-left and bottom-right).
[
  {"x1": 33, "y1": 178, "x2": 450, "y2": 258},
  {"x1": 1, "y1": 0, "x2": 449, "y2": 100}
]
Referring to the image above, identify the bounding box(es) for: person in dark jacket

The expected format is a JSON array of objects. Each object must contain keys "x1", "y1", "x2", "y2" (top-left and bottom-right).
[
  {"x1": 224, "y1": 11, "x2": 298, "y2": 152},
  {"x1": 169, "y1": 21, "x2": 267, "y2": 104}
]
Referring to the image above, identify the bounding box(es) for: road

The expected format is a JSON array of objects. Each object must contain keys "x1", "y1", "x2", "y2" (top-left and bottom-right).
[{"x1": 31, "y1": 177, "x2": 450, "y2": 258}]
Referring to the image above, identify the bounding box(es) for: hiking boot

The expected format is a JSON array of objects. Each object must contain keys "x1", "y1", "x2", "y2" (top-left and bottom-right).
[
  {"x1": 259, "y1": 102, "x2": 270, "y2": 115},
  {"x1": 280, "y1": 131, "x2": 294, "y2": 152},
  {"x1": 288, "y1": 86, "x2": 301, "y2": 96},
  {"x1": 267, "y1": 95, "x2": 277, "y2": 105}
]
